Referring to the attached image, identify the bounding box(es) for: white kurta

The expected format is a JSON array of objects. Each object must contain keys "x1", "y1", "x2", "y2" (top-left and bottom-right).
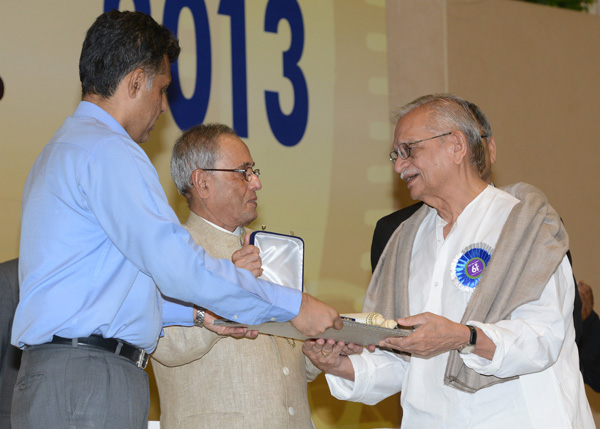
[{"x1": 327, "y1": 186, "x2": 594, "y2": 428}]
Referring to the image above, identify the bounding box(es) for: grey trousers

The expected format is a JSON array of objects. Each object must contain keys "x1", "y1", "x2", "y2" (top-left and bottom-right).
[{"x1": 11, "y1": 343, "x2": 149, "y2": 429}]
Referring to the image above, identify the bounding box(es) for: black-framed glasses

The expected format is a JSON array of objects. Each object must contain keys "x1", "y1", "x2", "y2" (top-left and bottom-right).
[
  {"x1": 390, "y1": 132, "x2": 452, "y2": 162},
  {"x1": 200, "y1": 167, "x2": 260, "y2": 182}
]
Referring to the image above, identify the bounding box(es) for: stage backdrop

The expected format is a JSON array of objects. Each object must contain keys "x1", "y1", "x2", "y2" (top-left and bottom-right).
[
  {"x1": 2, "y1": 0, "x2": 600, "y2": 427},
  {"x1": 0, "y1": 0, "x2": 399, "y2": 427}
]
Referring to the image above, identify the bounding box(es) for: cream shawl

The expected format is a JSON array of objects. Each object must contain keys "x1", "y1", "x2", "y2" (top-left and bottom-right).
[{"x1": 363, "y1": 182, "x2": 569, "y2": 393}]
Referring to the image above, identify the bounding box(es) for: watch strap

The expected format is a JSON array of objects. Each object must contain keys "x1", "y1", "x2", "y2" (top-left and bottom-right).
[
  {"x1": 459, "y1": 324, "x2": 477, "y2": 354},
  {"x1": 194, "y1": 307, "x2": 206, "y2": 328}
]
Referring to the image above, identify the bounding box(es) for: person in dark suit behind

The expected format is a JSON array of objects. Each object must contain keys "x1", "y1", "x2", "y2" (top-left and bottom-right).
[
  {"x1": 370, "y1": 203, "x2": 422, "y2": 273},
  {"x1": 0, "y1": 258, "x2": 20, "y2": 428},
  {"x1": 577, "y1": 280, "x2": 600, "y2": 392}
]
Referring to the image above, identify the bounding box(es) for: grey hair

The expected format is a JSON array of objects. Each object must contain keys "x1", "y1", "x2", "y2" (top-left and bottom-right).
[
  {"x1": 467, "y1": 101, "x2": 493, "y2": 175},
  {"x1": 394, "y1": 94, "x2": 486, "y2": 174},
  {"x1": 467, "y1": 101, "x2": 492, "y2": 139},
  {"x1": 170, "y1": 123, "x2": 237, "y2": 197}
]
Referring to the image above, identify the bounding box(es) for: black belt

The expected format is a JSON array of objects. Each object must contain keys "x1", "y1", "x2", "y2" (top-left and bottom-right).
[{"x1": 49, "y1": 335, "x2": 149, "y2": 369}]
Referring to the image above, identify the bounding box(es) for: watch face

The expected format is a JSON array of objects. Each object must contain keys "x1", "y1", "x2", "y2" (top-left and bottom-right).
[{"x1": 459, "y1": 344, "x2": 475, "y2": 354}]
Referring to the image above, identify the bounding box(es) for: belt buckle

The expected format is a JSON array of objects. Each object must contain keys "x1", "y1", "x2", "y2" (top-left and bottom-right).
[
  {"x1": 136, "y1": 349, "x2": 150, "y2": 369},
  {"x1": 136, "y1": 349, "x2": 148, "y2": 369}
]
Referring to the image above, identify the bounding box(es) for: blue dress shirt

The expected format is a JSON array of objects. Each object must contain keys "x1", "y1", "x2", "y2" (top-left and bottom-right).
[{"x1": 12, "y1": 102, "x2": 301, "y2": 352}]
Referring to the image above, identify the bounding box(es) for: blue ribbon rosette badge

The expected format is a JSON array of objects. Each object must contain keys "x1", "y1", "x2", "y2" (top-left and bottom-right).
[{"x1": 450, "y1": 243, "x2": 493, "y2": 293}]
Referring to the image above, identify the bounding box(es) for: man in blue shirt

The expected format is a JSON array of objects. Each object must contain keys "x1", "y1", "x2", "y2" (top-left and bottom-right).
[{"x1": 11, "y1": 10, "x2": 341, "y2": 428}]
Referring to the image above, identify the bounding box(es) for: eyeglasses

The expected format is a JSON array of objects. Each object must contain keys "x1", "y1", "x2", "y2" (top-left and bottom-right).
[
  {"x1": 200, "y1": 167, "x2": 260, "y2": 182},
  {"x1": 390, "y1": 132, "x2": 452, "y2": 162}
]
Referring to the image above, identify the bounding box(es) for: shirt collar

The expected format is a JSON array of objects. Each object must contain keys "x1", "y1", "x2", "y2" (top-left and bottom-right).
[
  {"x1": 200, "y1": 217, "x2": 243, "y2": 237},
  {"x1": 73, "y1": 101, "x2": 130, "y2": 139}
]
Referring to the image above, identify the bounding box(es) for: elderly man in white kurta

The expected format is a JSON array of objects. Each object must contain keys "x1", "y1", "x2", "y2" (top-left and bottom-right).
[
  {"x1": 303, "y1": 94, "x2": 594, "y2": 428},
  {"x1": 152, "y1": 123, "x2": 320, "y2": 429}
]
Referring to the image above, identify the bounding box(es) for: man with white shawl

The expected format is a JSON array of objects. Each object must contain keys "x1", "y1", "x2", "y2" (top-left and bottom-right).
[{"x1": 303, "y1": 94, "x2": 594, "y2": 428}]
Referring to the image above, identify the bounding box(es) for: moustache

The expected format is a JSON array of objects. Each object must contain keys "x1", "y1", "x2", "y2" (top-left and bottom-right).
[{"x1": 400, "y1": 169, "x2": 419, "y2": 181}]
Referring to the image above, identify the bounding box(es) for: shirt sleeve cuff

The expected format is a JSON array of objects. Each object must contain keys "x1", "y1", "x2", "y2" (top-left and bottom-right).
[
  {"x1": 257, "y1": 280, "x2": 302, "y2": 322},
  {"x1": 461, "y1": 320, "x2": 505, "y2": 374},
  {"x1": 161, "y1": 296, "x2": 195, "y2": 327},
  {"x1": 325, "y1": 355, "x2": 363, "y2": 400},
  {"x1": 325, "y1": 351, "x2": 399, "y2": 406}
]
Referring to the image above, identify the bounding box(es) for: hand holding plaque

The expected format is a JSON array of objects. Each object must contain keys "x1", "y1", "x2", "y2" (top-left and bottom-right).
[{"x1": 213, "y1": 312, "x2": 412, "y2": 347}]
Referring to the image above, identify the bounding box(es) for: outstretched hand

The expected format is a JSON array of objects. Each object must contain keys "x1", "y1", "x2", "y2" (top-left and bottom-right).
[
  {"x1": 578, "y1": 280, "x2": 595, "y2": 322},
  {"x1": 302, "y1": 338, "x2": 360, "y2": 381},
  {"x1": 203, "y1": 310, "x2": 259, "y2": 339},
  {"x1": 379, "y1": 312, "x2": 466, "y2": 358},
  {"x1": 379, "y1": 312, "x2": 495, "y2": 360},
  {"x1": 290, "y1": 293, "x2": 343, "y2": 337}
]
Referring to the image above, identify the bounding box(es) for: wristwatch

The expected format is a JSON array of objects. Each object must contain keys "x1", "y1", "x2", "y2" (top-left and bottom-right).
[
  {"x1": 194, "y1": 307, "x2": 206, "y2": 328},
  {"x1": 458, "y1": 325, "x2": 477, "y2": 354}
]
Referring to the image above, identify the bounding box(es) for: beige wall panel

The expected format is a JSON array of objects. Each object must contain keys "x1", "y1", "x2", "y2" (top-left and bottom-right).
[
  {"x1": 445, "y1": 0, "x2": 600, "y2": 321},
  {"x1": 386, "y1": 0, "x2": 450, "y2": 210},
  {"x1": 310, "y1": 1, "x2": 401, "y2": 427},
  {"x1": 0, "y1": 2, "x2": 97, "y2": 262},
  {"x1": 386, "y1": 0, "x2": 448, "y2": 107}
]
